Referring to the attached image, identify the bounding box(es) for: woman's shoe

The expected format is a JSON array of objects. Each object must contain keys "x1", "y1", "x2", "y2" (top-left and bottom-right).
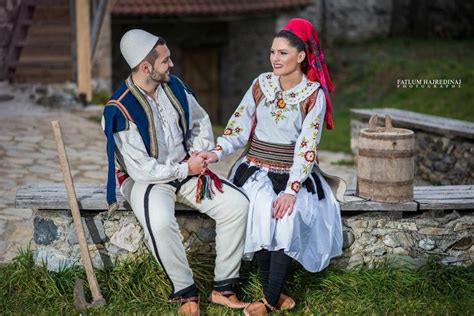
[
  {"x1": 243, "y1": 298, "x2": 277, "y2": 316},
  {"x1": 276, "y1": 293, "x2": 296, "y2": 311}
]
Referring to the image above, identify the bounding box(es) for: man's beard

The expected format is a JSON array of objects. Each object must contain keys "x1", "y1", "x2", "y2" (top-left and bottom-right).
[{"x1": 149, "y1": 70, "x2": 169, "y2": 83}]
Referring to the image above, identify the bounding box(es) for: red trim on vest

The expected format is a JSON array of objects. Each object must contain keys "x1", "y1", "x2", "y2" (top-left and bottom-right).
[
  {"x1": 108, "y1": 100, "x2": 134, "y2": 123},
  {"x1": 302, "y1": 88, "x2": 320, "y2": 117},
  {"x1": 117, "y1": 88, "x2": 129, "y2": 102},
  {"x1": 116, "y1": 168, "x2": 129, "y2": 186}
]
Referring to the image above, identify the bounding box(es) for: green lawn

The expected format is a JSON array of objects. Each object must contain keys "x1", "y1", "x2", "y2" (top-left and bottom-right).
[
  {"x1": 1, "y1": 250, "x2": 473, "y2": 315},
  {"x1": 319, "y1": 37, "x2": 474, "y2": 152},
  {"x1": 215, "y1": 38, "x2": 474, "y2": 152}
]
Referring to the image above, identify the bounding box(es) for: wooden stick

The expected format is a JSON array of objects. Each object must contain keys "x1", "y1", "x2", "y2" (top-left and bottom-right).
[
  {"x1": 75, "y1": 0, "x2": 92, "y2": 102},
  {"x1": 51, "y1": 120, "x2": 105, "y2": 305}
]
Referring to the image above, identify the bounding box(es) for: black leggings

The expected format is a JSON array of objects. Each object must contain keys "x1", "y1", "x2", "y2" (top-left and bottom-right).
[{"x1": 255, "y1": 249, "x2": 292, "y2": 307}]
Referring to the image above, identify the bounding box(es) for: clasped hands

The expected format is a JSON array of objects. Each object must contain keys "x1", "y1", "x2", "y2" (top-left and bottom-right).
[
  {"x1": 186, "y1": 151, "x2": 218, "y2": 175},
  {"x1": 188, "y1": 150, "x2": 295, "y2": 219}
]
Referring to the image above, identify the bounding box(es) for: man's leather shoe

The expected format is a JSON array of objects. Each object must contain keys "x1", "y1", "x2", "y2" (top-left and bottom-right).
[
  {"x1": 208, "y1": 290, "x2": 249, "y2": 309},
  {"x1": 177, "y1": 297, "x2": 200, "y2": 316}
]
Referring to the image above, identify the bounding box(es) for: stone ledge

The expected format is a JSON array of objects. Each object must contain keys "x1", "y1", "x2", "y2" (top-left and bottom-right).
[{"x1": 30, "y1": 209, "x2": 474, "y2": 272}]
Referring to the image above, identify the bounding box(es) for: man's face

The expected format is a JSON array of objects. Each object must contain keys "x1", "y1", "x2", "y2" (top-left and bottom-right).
[{"x1": 148, "y1": 44, "x2": 174, "y2": 83}]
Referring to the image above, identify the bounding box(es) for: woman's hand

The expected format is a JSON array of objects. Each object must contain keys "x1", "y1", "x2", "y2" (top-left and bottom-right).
[
  {"x1": 272, "y1": 194, "x2": 296, "y2": 219},
  {"x1": 196, "y1": 151, "x2": 218, "y2": 164}
]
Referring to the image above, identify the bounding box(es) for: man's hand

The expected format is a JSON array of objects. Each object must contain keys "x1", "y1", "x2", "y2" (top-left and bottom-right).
[
  {"x1": 272, "y1": 194, "x2": 296, "y2": 219},
  {"x1": 197, "y1": 151, "x2": 218, "y2": 164},
  {"x1": 187, "y1": 155, "x2": 207, "y2": 175}
]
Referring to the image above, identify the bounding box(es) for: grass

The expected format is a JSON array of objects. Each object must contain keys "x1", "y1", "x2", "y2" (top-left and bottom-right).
[
  {"x1": 319, "y1": 37, "x2": 474, "y2": 152},
  {"x1": 1, "y1": 249, "x2": 473, "y2": 315},
  {"x1": 216, "y1": 38, "x2": 474, "y2": 153}
]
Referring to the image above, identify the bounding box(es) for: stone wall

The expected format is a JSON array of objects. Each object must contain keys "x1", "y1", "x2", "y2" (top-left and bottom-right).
[
  {"x1": 32, "y1": 210, "x2": 473, "y2": 272},
  {"x1": 297, "y1": 0, "x2": 473, "y2": 42},
  {"x1": 415, "y1": 131, "x2": 473, "y2": 185},
  {"x1": 351, "y1": 119, "x2": 474, "y2": 185}
]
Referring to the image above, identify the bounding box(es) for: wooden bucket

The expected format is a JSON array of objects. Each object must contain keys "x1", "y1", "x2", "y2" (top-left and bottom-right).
[{"x1": 357, "y1": 114, "x2": 415, "y2": 203}]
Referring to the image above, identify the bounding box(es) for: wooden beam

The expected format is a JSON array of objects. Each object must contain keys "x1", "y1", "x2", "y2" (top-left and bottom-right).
[
  {"x1": 75, "y1": 0, "x2": 92, "y2": 103},
  {"x1": 16, "y1": 184, "x2": 474, "y2": 212},
  {"x1": 351, "y1": 108, "x2": 474, "y2": 140}
]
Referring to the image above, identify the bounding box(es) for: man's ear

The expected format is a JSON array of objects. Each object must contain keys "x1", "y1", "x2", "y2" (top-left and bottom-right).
[{"x1": 139, "y1": 61, "x2": 151, "y2": 74}]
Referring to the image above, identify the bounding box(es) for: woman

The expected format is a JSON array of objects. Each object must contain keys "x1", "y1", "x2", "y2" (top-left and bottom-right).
[{"x1": 203, "y1": 18, "x2": 343, "y2": 315}]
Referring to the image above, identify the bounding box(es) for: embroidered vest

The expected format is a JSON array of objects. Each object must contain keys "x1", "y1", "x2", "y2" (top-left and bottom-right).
[{"x1": 103, "y1": 75, "x2": 193, "y2": 212}]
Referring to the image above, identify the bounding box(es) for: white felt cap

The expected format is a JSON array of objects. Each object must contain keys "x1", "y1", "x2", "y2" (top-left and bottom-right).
[{"x1": 120, "y1": 29, "x2": 159, "y2": 68}]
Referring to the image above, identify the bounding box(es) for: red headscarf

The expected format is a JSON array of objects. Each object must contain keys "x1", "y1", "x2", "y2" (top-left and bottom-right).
[{"x1": 282, "y1": 18, "x2": 335, "y2": 129}]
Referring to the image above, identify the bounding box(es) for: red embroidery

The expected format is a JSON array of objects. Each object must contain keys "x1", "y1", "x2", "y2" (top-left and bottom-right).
[
  {"x1": 290, "y1": 181, "x2": 301, "y2": 193},
  {"x1": 304, "y1": 150, "x2": 316, "y2": 163}
]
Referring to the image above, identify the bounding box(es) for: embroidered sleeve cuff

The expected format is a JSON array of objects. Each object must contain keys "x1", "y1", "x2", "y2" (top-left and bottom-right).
[
  {"x1": 211, "y1": 144, "x2": 224, "y2": 161},
  {"x1": 176, "y1": 162, "x2": 189, "y2": 181},
  {"x1": 284, "y1": 180, "x2": 301, "y2": 196}
]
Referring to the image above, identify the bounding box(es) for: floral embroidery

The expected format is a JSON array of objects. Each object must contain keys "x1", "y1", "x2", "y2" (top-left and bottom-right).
[
  {"x1": 300, "y1": 137, "x2": 308, "y2": 149},
  {"x1": 259, "y1": 72, "x2": 318, "y2": 107},
  {"x1": 232, "y1": 105, "x2": 245, "y2": 118},
  {"x1": 214, "y1": 144, "x2": 223, "y2": 151},
  {"x1": 223, "y1": 120, "x2": 243, "y2": 136},
  {"x1": 271, "y1": 110, "x2": 286, "y2": 123},
  {"x1": 289, "y1": 181, "x2": 301, "y2": 193},
  {"x1": 276, "y1": 98, "x2": 286, "y2": 109},
  {"x1": 304, "y1": 150, "x2": 316, "y2": 163},
  {"x1": 310, "y1": 121, "x2": 320, "y2": 130},
  {"x1": 310, "y1": 114, "x2": 321, "y2": 129},
  {"x1": 298, "y1": 143, "x2": 317, "y2": 174}
]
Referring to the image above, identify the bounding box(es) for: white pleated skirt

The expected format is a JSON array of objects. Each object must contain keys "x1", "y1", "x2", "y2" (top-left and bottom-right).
[{"x1": 233, "y1": 161, "x2": 343, "y2": 272}]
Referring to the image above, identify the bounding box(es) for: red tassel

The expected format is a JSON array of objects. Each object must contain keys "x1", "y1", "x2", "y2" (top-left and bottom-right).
[
  {"x1": 207, "y1": 169, "x2": 223, "y2": 193},
  {"x1": 194, "y1": 169, "x2": 224, "y2": 203}
]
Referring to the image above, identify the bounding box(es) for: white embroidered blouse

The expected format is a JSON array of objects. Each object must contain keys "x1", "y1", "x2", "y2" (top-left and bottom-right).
[
  {"x1": 213, "y1": 72, "x2": 326, "y2": 196},
  {"x1": 101, "y1": 84, "x2": 215, "y2": 184}
]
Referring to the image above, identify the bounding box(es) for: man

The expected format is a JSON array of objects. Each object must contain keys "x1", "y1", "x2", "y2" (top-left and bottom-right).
[{"x1": 102, "y1": 29, "x2": 249, "y2": 316}]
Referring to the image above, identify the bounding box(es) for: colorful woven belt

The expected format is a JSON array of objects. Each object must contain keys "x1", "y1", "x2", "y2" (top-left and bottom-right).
[{"x1": 247, "y1": 136, "x2": 295, "y2": 169}]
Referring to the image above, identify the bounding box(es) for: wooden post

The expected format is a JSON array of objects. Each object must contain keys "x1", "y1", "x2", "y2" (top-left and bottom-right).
[{"x1": 75, "y1": 0, "x2": 92, "y2": 103}]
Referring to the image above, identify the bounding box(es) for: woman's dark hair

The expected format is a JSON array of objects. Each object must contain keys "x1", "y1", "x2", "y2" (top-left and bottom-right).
[{"x1": 275, "y1": 30, "x2": 309, "y2": 72}]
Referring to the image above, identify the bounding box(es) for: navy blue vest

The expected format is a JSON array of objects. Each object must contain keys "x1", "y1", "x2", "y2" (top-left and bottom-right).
[{"x1": 103, "y1": 75, "x2": 193, "y2": 210}]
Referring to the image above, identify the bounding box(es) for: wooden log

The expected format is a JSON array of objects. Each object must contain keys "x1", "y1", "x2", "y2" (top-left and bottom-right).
[
  {"x1": 15, "y1": 183, "x2": 419, "y2": 212},
  {"x1": 16, "y1": 184, "x2": 473, "y2": 213}
]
